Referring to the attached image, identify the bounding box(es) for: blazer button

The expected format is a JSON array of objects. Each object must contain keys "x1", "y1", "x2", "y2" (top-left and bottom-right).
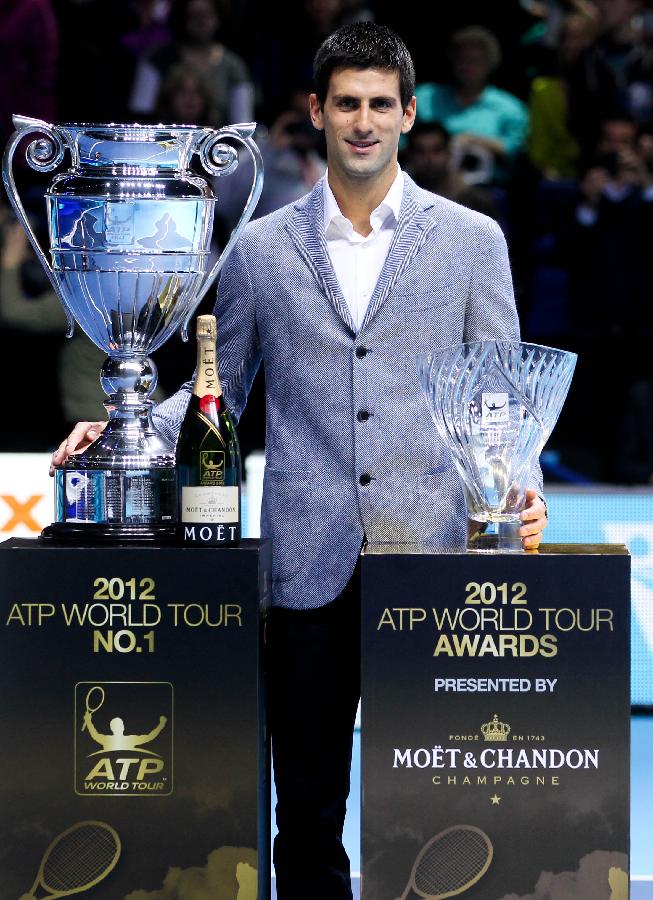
[
  {"x1": 355, "y1": 346, "x2": 368, "y2": 358},
  {"x1": 357, "y1": 410, "x2": 370, "y2": 422},
  {"x1": 359, "y1": 473, "x2": 372, "y2": 486}
]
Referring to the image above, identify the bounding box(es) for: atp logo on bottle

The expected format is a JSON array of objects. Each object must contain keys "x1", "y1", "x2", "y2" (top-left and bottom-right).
[
  {"x1": 74, "y1": 682, "x2": 173, "y2": 796},
  {"x1": 200, "y1": 450, "x2": 226, "y2": 485}
]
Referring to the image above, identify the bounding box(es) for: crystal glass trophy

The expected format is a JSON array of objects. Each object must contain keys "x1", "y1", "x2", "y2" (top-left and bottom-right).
[
  {"x1": 3, "y1": 116, "x2": 262, "y2": 542},
  {"x1": 418, "y1": 341, "x2": 577, "y2": 552}
]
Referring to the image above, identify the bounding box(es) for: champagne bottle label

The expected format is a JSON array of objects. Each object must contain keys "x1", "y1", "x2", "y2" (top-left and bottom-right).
[{"x1": 180, "y1": 486, "x2": 239, "y2": 523}]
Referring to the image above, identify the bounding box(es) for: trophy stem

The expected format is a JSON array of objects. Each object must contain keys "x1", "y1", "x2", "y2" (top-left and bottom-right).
[
  {"x1": 73, "y1": 354, "x2": 176, "y2": 468},
  {"x1": 467, "y1": 518, "x2": 523, "y2": 553}
]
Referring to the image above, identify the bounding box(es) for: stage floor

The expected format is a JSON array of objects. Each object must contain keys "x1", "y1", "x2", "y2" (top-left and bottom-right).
[{"x1": 271, "y1": 714, "x2": 652, "y2": 898}]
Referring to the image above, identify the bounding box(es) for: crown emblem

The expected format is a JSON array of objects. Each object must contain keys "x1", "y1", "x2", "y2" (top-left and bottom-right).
[{"x1": 481, "y1": 714, "x2": 510, "y2": 742}]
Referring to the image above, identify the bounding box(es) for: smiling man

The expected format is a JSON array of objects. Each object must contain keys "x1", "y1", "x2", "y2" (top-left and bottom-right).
[
  {"x1": 54, "y1": 22, "x2": 547, "y2": 900},
  {"x1": 309, "y1": 66, "x2": 416, "y2": 228}
]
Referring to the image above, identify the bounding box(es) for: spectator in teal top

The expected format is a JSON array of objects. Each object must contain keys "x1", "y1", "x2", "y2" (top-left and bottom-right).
[{"x1": 415, "y1": 27, "x2": 530, "y2": 183}]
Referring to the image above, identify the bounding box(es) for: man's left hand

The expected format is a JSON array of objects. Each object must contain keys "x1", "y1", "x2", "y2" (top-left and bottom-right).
[{"x1": 520, "y1": 488, "x2": 548, "y2": 550}]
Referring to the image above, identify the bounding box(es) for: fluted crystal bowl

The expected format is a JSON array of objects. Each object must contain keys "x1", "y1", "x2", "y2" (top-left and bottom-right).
[{"x1": 418, "y1": 341, "x2": 577, "y2": 551}]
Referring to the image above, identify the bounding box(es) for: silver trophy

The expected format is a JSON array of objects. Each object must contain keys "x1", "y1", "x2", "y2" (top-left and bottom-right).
[
  {"x1": 3, "y1": 116, "x2": 262, "y2": 542},
  {"x1": 418, "y1": 341, "x2": 577, "y2": 552}
]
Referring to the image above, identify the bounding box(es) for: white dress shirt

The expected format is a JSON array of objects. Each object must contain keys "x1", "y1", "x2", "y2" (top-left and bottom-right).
[{"x1": 323, "y1": 167, "x2": 404, "y2": 331}]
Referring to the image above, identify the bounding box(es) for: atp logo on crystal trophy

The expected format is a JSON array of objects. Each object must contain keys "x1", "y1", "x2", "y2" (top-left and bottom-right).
[
  {"x1": 481, "y1": 392, "x2": 510, "y2": 426},
  {"x1": 75, "y1": 682, "x2": 173, "y2": 796}
]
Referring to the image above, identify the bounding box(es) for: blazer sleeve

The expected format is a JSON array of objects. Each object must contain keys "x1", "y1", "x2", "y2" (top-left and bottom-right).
[
  {"x1": 464, "y1": 216, "x2": 544, "y2": 498},
  {"x1": 464, "y1": 217, "x2": 520, "y2": 342},
  {"x1": 212, "y1": 236, "x2": 262, "y2": 423},
  {"x1": 152, "y1": 236, "x2": 262, "y2": 445}
]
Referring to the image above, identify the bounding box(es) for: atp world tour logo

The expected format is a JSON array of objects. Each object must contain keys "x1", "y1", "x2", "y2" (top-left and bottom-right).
[
  {"x1": 75, "y1": 682, "x2": 173, "y2": 796},
  {"x1": 481, "y1": 392, "x2": 510, "y2": 426},
  {"x1": 200, "y1": 450, "x2": 225, "y2": 485}
]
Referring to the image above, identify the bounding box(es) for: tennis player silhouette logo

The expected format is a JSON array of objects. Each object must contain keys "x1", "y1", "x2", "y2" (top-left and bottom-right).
[
  {"x1": 75, "y1": 682, "x2": 173, "y2": 796},
  {"x1": 82, "y1": 685, "x2": 167, "y2": 757},
  {"x1": 481, "y1": 392, "x2": 510, "y2": 426}
]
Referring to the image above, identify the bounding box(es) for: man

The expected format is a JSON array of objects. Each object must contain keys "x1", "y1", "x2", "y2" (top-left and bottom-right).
[
  {"x1": 404, "y1": 120, "x2": 500, "y2": 219},
  {"x1": 53, "y1": 23, "x2": 547, "y2": 900}
]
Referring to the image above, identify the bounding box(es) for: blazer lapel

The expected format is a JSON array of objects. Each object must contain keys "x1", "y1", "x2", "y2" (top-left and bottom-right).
[
  {"x1": 360, "y1": 176, "x2": 438, "y2": 332},
  {"x1": 286, "y1": 182, "x2": 357, "y2": 335}
]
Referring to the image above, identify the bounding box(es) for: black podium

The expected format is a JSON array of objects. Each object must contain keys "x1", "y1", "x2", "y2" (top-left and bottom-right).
[
  {"x1": 361, "y1": 545, "x2": 630, "y2": 900},
  {"x1": 0, "y1": 538, "x2": 270, "y2": 899}
]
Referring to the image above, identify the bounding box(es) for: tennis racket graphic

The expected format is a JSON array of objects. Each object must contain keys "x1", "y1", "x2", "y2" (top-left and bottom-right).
[
  {"x1": 21, "y1": 820, "x2": 121, "y2": 898},
  {"x1": 395, "y1": 825, "x2": 493, "y2": 900},
  {"x1": 80, "y1": 686, "x2": 105, "y2": 733}
]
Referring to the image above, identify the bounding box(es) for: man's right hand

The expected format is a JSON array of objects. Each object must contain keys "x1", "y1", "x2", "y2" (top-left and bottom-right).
[{"x1": 50, "y1": 421, "x2": 107, "y2": 475}]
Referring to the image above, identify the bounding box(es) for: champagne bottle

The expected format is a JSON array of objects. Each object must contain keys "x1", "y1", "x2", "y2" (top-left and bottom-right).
[{"x1": 176, "y1": 314, "x2": 241, "y2": 545}]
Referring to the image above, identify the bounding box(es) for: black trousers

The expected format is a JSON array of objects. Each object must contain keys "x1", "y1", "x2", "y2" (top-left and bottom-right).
[{"x1": 267, "y1": 562, "x2": 361, "y2": 899}]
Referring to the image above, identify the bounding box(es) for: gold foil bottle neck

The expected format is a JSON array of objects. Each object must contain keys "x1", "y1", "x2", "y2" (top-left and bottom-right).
[
  {"x1": 196, "y1": 314, "x2": 217, "y2": 342},
  {"x1": 192, "y1": 313, "x2": 221, "y2": 397}
]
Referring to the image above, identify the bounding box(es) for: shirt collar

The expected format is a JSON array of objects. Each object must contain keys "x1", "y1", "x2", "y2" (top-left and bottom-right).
[{"x1": 323, "y1": 165, "x2": 404, "y2": 238}]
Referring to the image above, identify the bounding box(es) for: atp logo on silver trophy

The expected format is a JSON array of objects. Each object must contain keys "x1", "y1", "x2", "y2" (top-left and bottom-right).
[{"x1": 74, "y1": 682, "x2": 173, "y2": 796}]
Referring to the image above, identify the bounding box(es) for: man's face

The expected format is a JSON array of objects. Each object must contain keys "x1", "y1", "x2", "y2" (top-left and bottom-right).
[
  {"x1": 186, "y1": 0, "x2": 219, "y2": 41},
  {"x1": 309, "y1": 67, "x2": 416, "y2": 182},
  {"x1": 599, "y1": 119, "x2": 637, "y2": 154},
  {"x1": 170, "y1": 76, "x2": 207, "y2": 122},
  {"x1": 409, "y1": 132, "x2": 450, "y2": 182},
  {"x1": 560, "y1": 18, "x2": 595, "y2": 63},
  {"x1": 452, "y1": 45, "x2": 493, "y2": 90}
]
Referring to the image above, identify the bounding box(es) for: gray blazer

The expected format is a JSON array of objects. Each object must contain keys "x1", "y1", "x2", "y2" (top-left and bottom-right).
[{"x1": 154, "y1": 174, "x2": 538, "y2": 608}]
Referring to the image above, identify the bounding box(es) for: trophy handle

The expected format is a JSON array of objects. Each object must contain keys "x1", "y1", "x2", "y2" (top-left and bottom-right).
[
  {"x1": 2, "y1": 115, "x2": 76, "y2": 337},
  {"x1": 180, "y1": 122, "x2": 264, "y2": 340}
]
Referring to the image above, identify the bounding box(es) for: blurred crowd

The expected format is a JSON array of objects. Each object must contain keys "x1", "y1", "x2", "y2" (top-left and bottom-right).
[{"x1": 1, "y1": 0, "x2": 652, "y2": 482}]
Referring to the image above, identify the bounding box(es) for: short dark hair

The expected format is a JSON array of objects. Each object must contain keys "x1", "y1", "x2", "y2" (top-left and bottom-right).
[{"x1": 313, "y1": 23, "x2": 416, "y2": 110}]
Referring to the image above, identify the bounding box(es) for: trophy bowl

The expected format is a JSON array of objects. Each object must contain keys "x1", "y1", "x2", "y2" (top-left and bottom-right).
[
  {"x1": 418, "y1": 341, "x2": 577, "y2": 552},
  {"x1": 3, "y1": 116, "x2": 262, "y2": 543}
]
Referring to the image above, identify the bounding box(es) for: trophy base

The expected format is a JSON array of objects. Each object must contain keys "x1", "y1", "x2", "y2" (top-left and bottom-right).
[
  {"x1": 40, "y1": 522, "x2": 177, "y2": 545},
  {"x1": 53, "y1": 466, "x2": 178, "y2": 535},
  {"x1": 467, "y1": 518, "x2": 522, "y2": 553}
]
